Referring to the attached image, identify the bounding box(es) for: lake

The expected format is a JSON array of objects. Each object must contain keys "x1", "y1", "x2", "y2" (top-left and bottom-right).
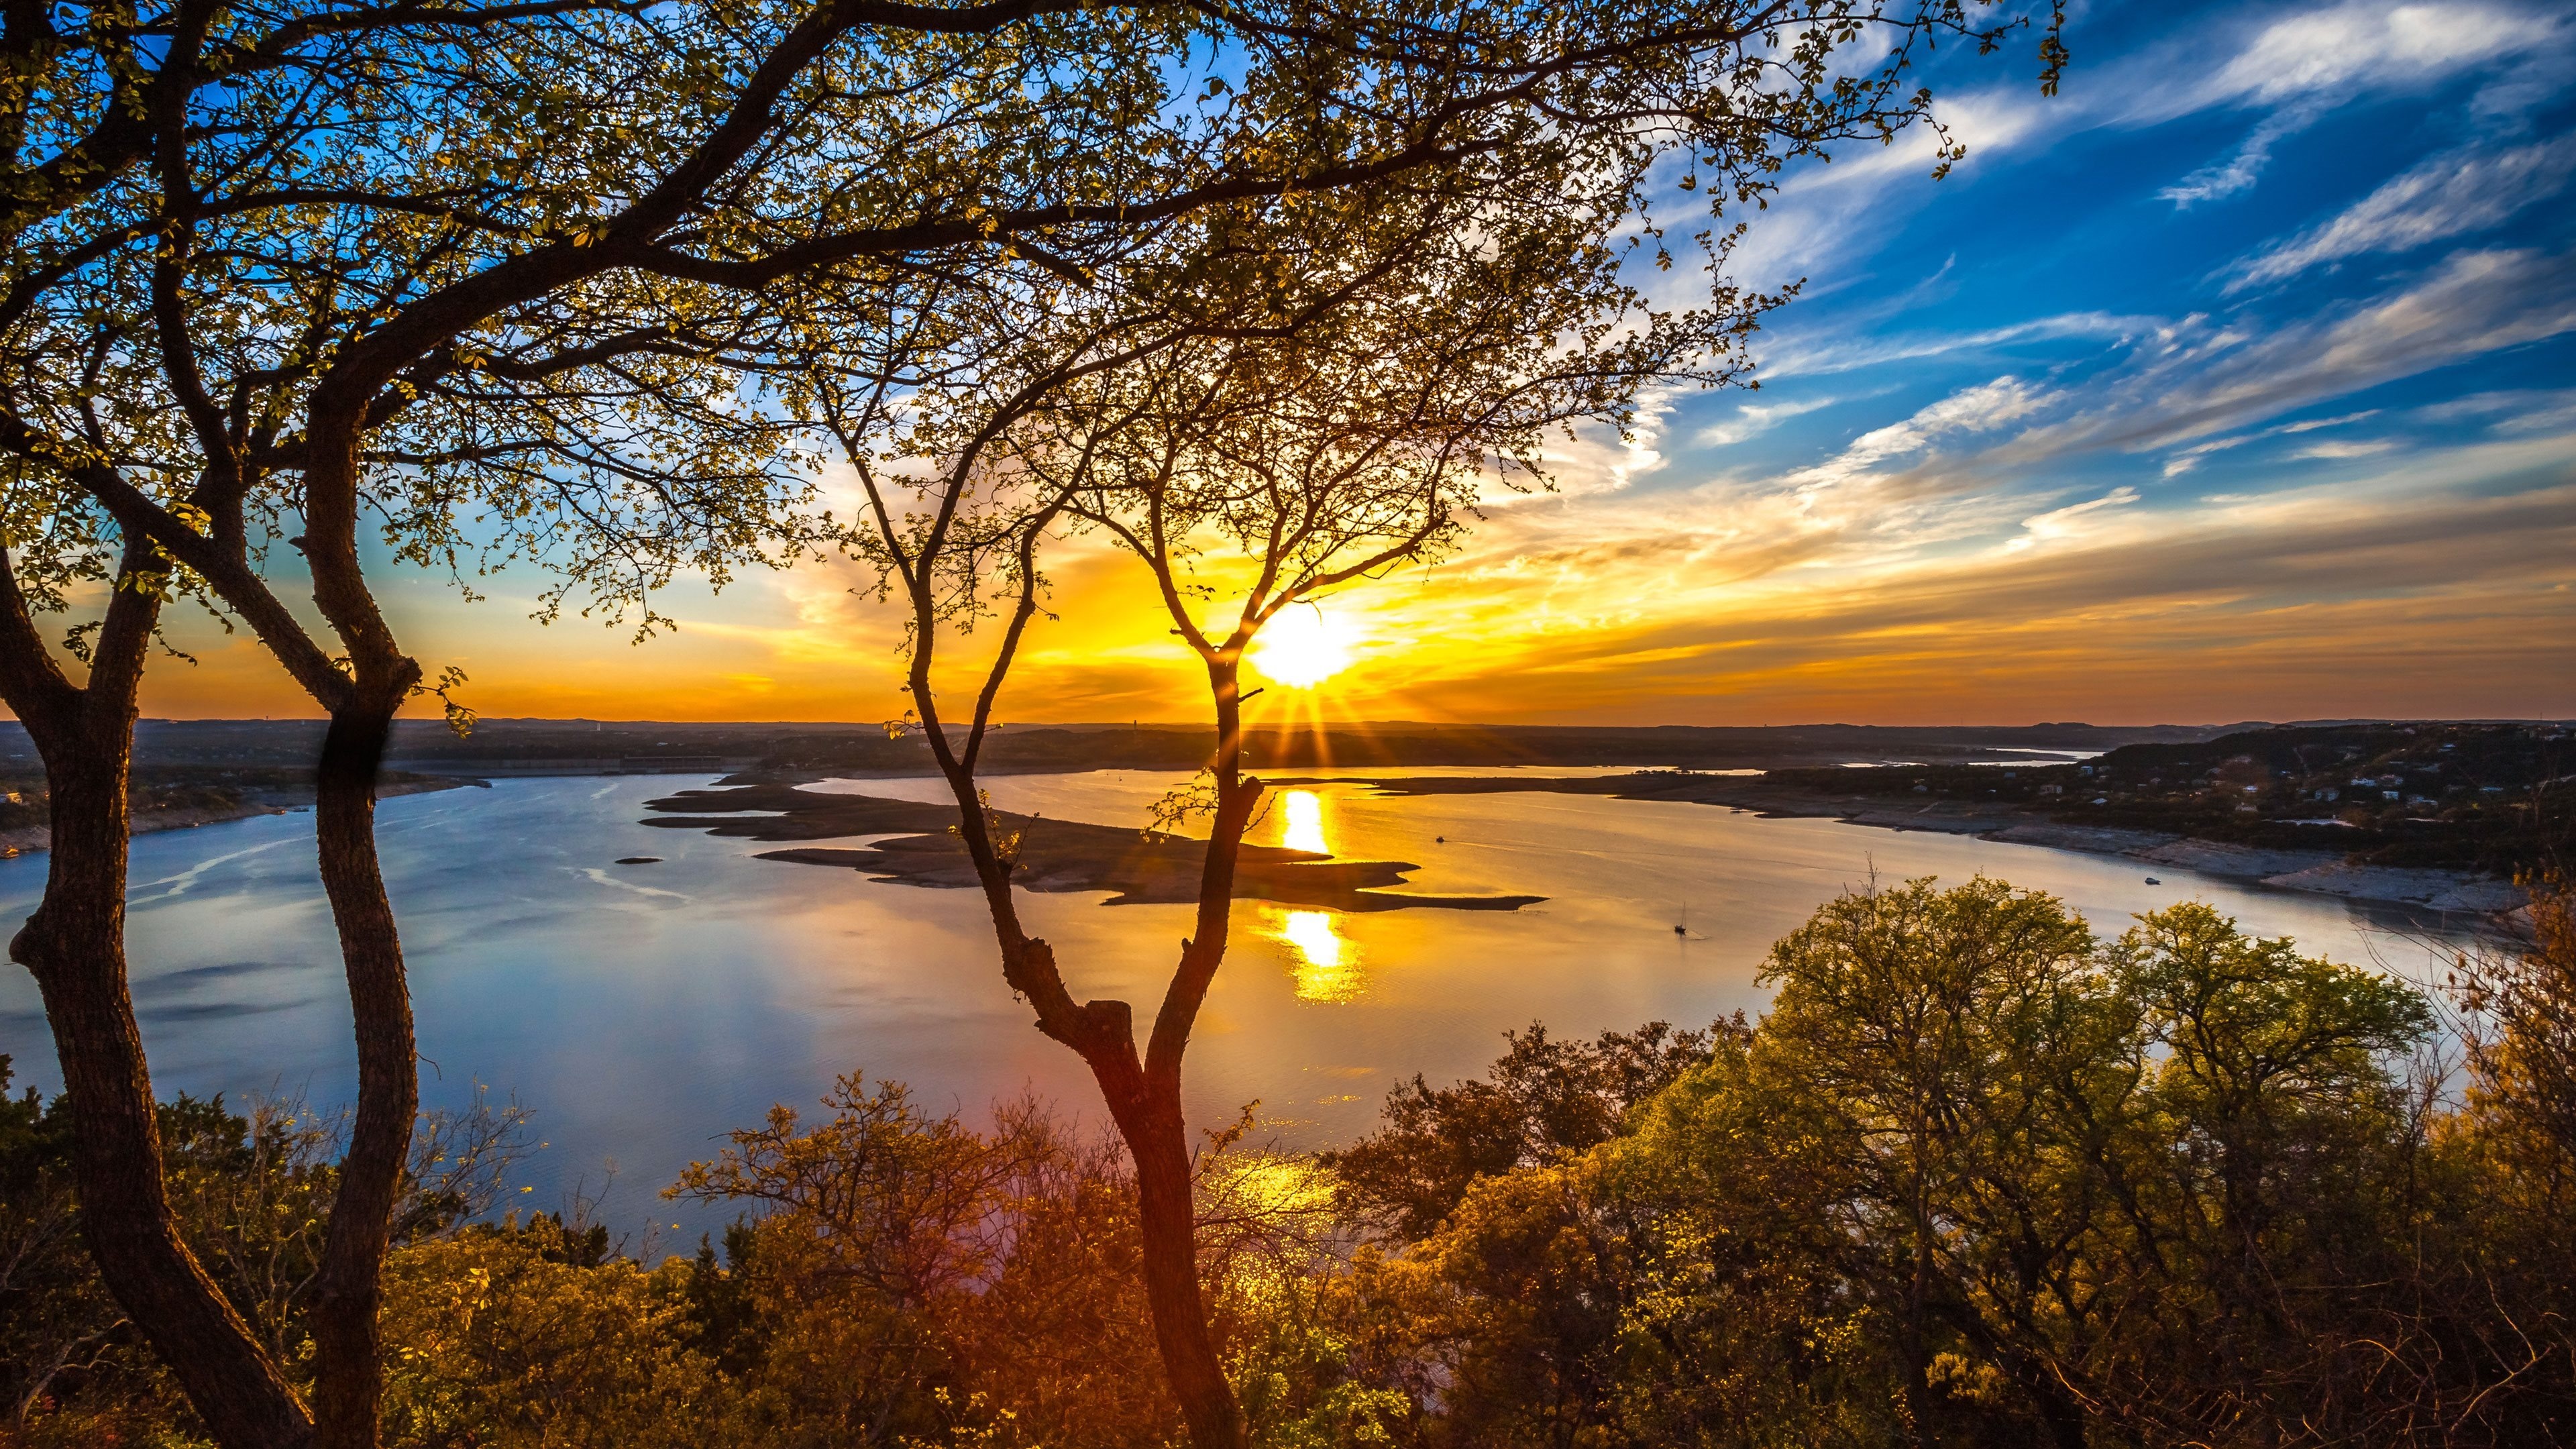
[{"x1": 0, "y1": 769, "x2": 2481, "y2": 1242}]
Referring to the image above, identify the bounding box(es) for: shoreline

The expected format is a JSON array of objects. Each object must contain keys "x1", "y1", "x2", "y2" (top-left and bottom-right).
[
  {"x1": 0, "y1": 776, "x2": 476, "y2": 860},
  {"x1": 1279, "y1": 773, "x2": 2526, "y2": 917},
  {"x1": 3, "y1": 763, "x2": 2518, "y2": 920},
  {"x1": 641, "y1": 782, "x2": 1544, "y2": 912}
]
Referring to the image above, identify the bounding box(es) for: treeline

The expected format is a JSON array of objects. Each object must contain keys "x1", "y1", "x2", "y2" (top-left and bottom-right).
[{"x1": 10, "y1": 878, "x2": 2573, "y2": 1447}]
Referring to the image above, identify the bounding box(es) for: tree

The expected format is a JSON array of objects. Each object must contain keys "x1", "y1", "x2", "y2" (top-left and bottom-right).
[
  {"x1": 1743, "y1": 877, "x2": 2121, "y2": 1449},
  {"x1": 4, "y1": 1, "x2": 798, "y2": 1438},
  {"x1": 1, "y1": 1057, "x2": 527, "y2": 1444},
  {"x1": 806, "y1": 7, "x2": 2066, "y2": 1436},
  {"x1": 1570, "y1": 888, "x2": 2464, "y2": 1448},
  {"x1": 1324, "y1": 1020, "x2": 1725, "y2": 1242},
  {"x1": 2096, "y1": 902, "x2": 2437, "y2": 1443}
]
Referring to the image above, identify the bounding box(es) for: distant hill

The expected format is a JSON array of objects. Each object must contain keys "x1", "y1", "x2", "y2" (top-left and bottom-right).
[{"x1": 3, "y1": 716, "x2": 2559, "y2": 780}]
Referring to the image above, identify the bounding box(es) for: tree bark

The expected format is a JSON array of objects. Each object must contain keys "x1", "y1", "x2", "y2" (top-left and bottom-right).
[
  {"x1": 303, "y1": 700, "x2": 417, "y2": 1449},
  {"x1": 1097, "y1": 1070, "x2": 1245, "y2": 1449},
  {"x1": 908, "y1": 533, "x2": 1254, "y2": 1446},
  {"x1": 2, "y1": 625, "x2": 315, "y2": 1449}
]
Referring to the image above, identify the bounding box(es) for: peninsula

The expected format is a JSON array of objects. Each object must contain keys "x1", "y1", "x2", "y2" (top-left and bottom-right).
[{"x1": 641, "y1": 782, "x2": 1542, "y2": 912}]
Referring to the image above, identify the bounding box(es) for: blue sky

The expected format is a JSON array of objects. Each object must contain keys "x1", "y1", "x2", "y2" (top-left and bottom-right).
[
  {"x1": 133, "y1": 0, "x2": 2576, "y2": 725},
  {"x1": 1322, "y1": 0, "x2": 2576, "y2": 724},
  {"x1": 1683, "y1": 0, "x2": 2574, "y2": 492}
]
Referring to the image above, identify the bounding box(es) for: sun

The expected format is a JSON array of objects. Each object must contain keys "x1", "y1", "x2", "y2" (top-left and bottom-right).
[{"x1": 1249, "y1": 607, "x2": 1355, "y2": 689}]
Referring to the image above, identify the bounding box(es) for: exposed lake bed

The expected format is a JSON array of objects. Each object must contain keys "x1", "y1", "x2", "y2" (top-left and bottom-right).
[
  {"x1": 644, "y1": 780, "x2": 1544, "y2": 910},
  {"x1": 0, "y1": 767, "x2": 2497, "y2": 1238}
]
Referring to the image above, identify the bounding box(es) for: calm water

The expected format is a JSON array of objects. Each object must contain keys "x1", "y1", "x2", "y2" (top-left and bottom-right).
[{"x1": 0, "y1": 770, "x2": 2479, "y2": 1239}]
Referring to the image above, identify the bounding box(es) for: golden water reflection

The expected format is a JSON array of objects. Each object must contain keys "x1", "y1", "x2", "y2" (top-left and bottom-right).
[
  {"x1": 1272, "y1": 908, "x2": 1363, "y2": 1002},
  {"x1": 1279, "y1": 790, "x2": 1329, "y2": 855},
  {"x1": 1214, "y1": 1155, "x2": 1336, "y2": 1216}
]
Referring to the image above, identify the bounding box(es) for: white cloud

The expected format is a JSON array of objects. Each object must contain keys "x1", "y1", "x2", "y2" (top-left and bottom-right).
[
  {"x1": 1704, "y1": 0, "x2": 2571, "y2": 317},
  {"x1": 2203, "y1": 1, "x2": 2537, "y2": 108},
  {"x1": 2282, "y1": 409, "x2": 2382, "y2": 433},
  {"x1": 1758, "y1": 311, "x2": 2153, "y2": 381},
  {"x1": 1799, "y1": 376, "x2": 2053, "y2": 489},
  {"x1": 2003, "y1": 248, "x2": 2576, "y2": 462},
  {"x1": 1690, "y1": 394, "x2": 1841, "y2": 448},
  {"x1": 2290, "y1": 437, "x2": 2398, "y2": 459},
  {"x1": 2006, "y1": 486, "x2": 2142, "y2": 551},
  {"x1": 2132, "y1": 2, "x2": 2566, "y2": 207},
  {"x1": 2229, "y1": 137, "x2": 2576, "y2": 288},
  {"x1": 2161, "y1": 108, "x2": 2314, "y2": 208},
  {"x1": 2159, "y1": 409, "x2": 2383, "y2": 474},
  {"x1": 2418, "y1": 386, "x2": 2576, "y2": 433}
]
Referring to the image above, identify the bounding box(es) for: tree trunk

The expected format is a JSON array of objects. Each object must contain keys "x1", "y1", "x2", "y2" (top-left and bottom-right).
[
  {"x1": 918, "y1": 614, "x2": 1250, "y2": 1447},
  {"x1": 304, "y1": 701, "x2": 417, "y2": 1449},
  {"x1": 9, "y1": 750, "x2": 315, "y2": 1449},
  {"x1": 1102, "y1": 1071, "x2": 1245, "y2": 1449}
]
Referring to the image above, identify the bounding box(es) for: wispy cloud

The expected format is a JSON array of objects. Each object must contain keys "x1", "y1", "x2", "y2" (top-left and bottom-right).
[
  {"x1": 2148, "y1": 1, "x2": 2561, "y2": 209},
  {"x1": 2194, "y1": 1, "x2": 2542, "y2": 110},
  {"x1": 2290, "y1": 437, "x2": 2398, "y2": 460},
  {"x1": 1690, "y1": 394, "x2": 1842, "y2": 448},
  {"x1": 1792, "y1": 376, "x2": 2055, "y2": 493},
  {"x1": 2418, "y1": 387, "x2": 2576, "y2": 433},
  {"x1": 2006, "y1": 486, "x2": 2141, "y2": 551},
  {"x1": 2228, "y1": 137, "x2": 2576, "y2": 288},
  {"x1": 1999, "y1": 248, "x2": 2576, "y2": 465},
  {"x1": 1328, "y1": 437, "x2": 2576, "y2": 722},
  {"x1": 2162, "y1": 108, "x2": 2313, "y2": 208},
  {"x1": 2159, "y1": 409, "x2": 2383, "y2": 476},
  {"x1": 1759, "y1": 311, "x2": 2153, "y2": 381}
]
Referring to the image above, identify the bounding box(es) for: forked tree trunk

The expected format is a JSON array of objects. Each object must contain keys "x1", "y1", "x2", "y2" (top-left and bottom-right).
[
  {"x1": 304, "y1": 700, "x2": 417, "y2": 1449},
  {"x1": 1110, "y1": 656, "x2": 1261, "y2": 1449},
  {"x1": 5, "y1": 699, "x2": 315, "y2": 1449},
  {"x1": 916, "y1": 573, "x2": 1256, "y2": 1446}
]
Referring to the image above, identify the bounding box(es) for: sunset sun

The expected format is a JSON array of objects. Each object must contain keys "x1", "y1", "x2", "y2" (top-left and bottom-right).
[{"x1": 1249, "y1": 607, "x2": 1355, "y2": 689}]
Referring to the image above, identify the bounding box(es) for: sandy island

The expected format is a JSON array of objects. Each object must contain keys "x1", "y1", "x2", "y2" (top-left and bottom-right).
[{"x1": 642, "y1": 782, "x2": 1544, "y2": 912}]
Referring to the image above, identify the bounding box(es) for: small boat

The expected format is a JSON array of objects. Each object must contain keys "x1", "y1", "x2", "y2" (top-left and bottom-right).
[{"x1": 2144, "y1": 876, "x2": 2161, "y2": 885}]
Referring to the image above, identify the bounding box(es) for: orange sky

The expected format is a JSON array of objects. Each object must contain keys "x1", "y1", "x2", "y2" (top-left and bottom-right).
[{"x1": 80, "y1": 432, "x2": 2576, "y2": 729}]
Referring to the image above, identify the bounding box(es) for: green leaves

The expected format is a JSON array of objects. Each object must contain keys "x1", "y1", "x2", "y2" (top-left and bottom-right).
[{"x1": 1589, "y1": 881, "x2": 2459, "y2": 1445}]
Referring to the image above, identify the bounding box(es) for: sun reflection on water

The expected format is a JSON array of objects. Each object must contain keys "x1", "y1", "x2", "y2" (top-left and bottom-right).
[
  {"x1": 1214, "y1": 1155, "x2": 1336, "y2": 1216},
  {"x1": 1273, "y1": 908, "x2": 1362, "y2": 1002},
  {"x1": 1280, "y1": 790, "x2": 1329, "y2": 855}
]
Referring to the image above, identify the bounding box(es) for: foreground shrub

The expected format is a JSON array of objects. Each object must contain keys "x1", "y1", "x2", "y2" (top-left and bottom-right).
[{"x1": 378, "y1": 1216, "x2": 716, "y2": 1448}]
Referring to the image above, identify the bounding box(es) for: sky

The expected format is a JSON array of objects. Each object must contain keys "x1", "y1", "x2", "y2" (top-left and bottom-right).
[{"x1": 120, "y1": 0, "x2": 2576, "y2": 727}]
